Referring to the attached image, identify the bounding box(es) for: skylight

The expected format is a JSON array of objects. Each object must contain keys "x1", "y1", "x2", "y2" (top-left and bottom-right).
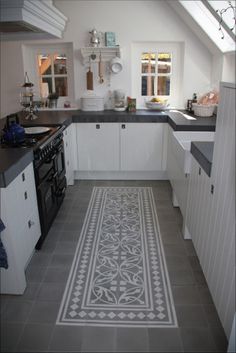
[{"x1": 179, "y1": 0, "x2": 236, "y2": 52}]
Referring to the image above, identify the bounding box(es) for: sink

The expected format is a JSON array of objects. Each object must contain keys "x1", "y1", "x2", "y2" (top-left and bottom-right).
[
  {"x1": 172, "y1": 131, "x2": 215, "y2": 173},
  {"x1": 169, "y1": 110, "x2": 196, "y2": 120}
]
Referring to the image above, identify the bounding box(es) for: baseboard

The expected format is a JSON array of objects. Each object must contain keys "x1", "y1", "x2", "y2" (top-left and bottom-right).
[{"x1": 74, "y1": 170, "x2": 168, "y2": 180}]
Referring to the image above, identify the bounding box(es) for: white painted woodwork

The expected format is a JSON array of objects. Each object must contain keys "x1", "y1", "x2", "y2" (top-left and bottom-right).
[
  {"x1": 167, "y1": 126, "x2": 189, "y2": 230},
  {"x1": 120, "y1": 123, "x2": 165, "y2": 171},
  {"x1": 63, "y1": 124, "x2": 77, "y2": 185},
  {"x1": 185, "y1": 82, "x2": 235, "y2": 339},
  {"x1": 80, "y1": 46, "x2": 121, "y2": 66},
  {"x1": 76, "y1": 123, "x2": 120, "y2": 172},
  {"x1": 0, "y1": 0, "x2": 67, "y2": 40},
  {"x1": 76, "y1": 123, "x2": 167, "y2": 178},
  {"x1": 0, "y1": 162, "x2": 41, "y2": 294}
]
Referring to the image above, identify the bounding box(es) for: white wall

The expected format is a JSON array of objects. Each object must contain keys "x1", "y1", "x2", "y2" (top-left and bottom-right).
[
  {"x1": 0, "y1": 0, "x2": 215, "y2": 117},
  {"x1": 222, "y1": 52, "x2": 236, "y2": 83}
]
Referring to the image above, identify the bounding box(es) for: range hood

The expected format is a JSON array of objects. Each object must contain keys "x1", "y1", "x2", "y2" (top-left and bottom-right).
[{"x1": 0, "y1": 0, "x2": 67, "y2": 40}]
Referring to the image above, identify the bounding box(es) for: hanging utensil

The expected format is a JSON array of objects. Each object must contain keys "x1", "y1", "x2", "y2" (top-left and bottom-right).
[
  {"x1": 98, "y1": 52, "x2": 104, "y2": 84},
  {"x1": 86, "y1": 57, "x2": 93, "y2": 90}
]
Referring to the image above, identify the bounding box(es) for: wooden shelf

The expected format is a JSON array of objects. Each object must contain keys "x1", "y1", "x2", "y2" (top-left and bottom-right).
[{"x1": 80, "y1": 46, "x2": 121, "y2": 65}]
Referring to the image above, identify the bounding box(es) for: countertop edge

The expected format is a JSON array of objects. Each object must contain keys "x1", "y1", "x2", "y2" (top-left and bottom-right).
[{"x1": 190, "y1": 141, "x2": 214, "y2": 177}]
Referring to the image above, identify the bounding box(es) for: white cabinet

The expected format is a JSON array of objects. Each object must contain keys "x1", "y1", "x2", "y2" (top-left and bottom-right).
[
  {"x1": 63, "y1": 124, "x2": 77, "y2": 185},
  {"x1": 76, "y1": 123, "x2": 120, "y2": 172},
  {"x1": 120, "y1": 123, "x2": 164, "y2": 171},
  {"x1": 0, "y1": 162, "x2": 41, "y2": 294},
  {"x1": 167, "y1": 126, "x2": 189, "y2": 230},
  {"x1": 76, "y1": 122, "x2": 167, "y2": 179}
]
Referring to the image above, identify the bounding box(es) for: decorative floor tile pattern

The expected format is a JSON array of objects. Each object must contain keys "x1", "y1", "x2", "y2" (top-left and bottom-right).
[{"x1": 57, "y1": 187, "x2": 177, "y2": 327}]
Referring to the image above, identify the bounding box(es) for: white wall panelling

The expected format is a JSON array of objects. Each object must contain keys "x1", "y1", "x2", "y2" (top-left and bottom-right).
[
  {"x1": 185, "y1": 82, "x2": 235, "y2": 340},
  {"x1": 63, "y1": 123, "x2": 77, "y2": 185}
]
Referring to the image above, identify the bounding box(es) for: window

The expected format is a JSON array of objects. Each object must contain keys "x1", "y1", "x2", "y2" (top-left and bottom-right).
[
  {"x1": 37, "y1": 53, "x2": 68, "y2": 97},
  {"x1": 132, "y1": 42, "x2": 182, "y2": 109},
  {"x1": 141, "y1": 52, "x2": 171, "y2": 97}
]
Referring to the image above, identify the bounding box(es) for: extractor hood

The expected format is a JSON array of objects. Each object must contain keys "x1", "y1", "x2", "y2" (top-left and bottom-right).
[{"x1": 0, "y1": 0, "x2": 67, "y2": 40}]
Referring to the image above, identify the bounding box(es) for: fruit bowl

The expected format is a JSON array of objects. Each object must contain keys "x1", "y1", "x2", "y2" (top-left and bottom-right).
[{"x1": 145, "y1": 98, "x2": 169, "y2": 110}]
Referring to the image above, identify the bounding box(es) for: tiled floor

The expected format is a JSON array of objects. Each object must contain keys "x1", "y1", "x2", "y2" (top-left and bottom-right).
[{"x1": 0, "y1": 180, "x2": 228, "y2": 352}]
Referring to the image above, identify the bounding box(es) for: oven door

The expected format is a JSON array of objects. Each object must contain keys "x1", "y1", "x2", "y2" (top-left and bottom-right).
[
  {"x1": 54, "y1": 142, "x2": 66, "y2": 185},
  {"x1": 35, "y1": 170, "x2": 58, "y2": 249}
]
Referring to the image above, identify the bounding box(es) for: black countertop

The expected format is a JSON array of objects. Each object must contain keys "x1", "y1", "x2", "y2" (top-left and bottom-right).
[
  {"x1": 191, "y1": 141, "x2": 214, "y2": 177},
  {"x1": 0, "y1": 109, "x2": 216, "y2": 187}
]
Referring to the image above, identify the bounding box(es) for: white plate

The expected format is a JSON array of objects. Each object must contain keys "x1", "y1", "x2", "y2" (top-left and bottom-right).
[{"x1": 25, "y1": 126, "x2": 51, "y2": 135}]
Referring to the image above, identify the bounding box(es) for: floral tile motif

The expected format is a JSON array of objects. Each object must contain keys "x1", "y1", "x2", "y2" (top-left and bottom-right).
[{"x1": 57, "y1": 187, "x2": 177, "y2": 327}]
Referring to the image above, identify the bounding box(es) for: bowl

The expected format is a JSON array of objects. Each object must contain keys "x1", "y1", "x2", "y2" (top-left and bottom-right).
[
  {"x1": 110, "y1": 57, "x2": 123, "y2": 74},
  {"x1": 145, "y1": 100, "x2": 169, "y2": 110}
]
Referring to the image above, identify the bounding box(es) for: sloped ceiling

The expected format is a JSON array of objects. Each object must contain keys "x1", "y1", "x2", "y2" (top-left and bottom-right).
[{"x1": 168, "y1": 0, "x2": 234, "y2": 55}]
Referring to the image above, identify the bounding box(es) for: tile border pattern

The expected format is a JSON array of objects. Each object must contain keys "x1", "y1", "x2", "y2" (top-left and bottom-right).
[{"x1": 57, "y1": 187, "x2": 177, "y2": 327}]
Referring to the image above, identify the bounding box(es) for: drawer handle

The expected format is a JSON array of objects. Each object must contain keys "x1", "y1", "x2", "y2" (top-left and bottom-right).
[
  {"x1": 96, "y1": 124, "x2": 100, "y2": 129},
  {"x1": 28, "y1": 220, "x2": 34, "y2": 229},
  {"x1": 22, "y1": 173, "x2": 25, "y2": 182},
  {"x1": 24, "y1": 191, "x2": 28, "y2": 200},
  {"x1": 198, "y1": 167, "x2": 201, "y2": 175},
  {"x1": 121, "y1": 124, "x2": 126, "y2": 129},
  {"x1": 211, "y1": 184, "x2": 214, "y2": 194},
  {"x1": 66, "y1": 142, "x2": 68, "y2": 147}
]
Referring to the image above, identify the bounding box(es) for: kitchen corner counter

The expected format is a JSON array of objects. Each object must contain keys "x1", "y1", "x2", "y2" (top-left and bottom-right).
[
  {"x1": 191, "y1": 141, "x2": 214, "y2": 177},
  {"x1": 0, "y1": 109, "x2": 216, "y2": 187}
]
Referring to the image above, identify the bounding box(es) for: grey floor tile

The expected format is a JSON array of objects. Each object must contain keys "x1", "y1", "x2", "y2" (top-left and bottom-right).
[
  {"x1": 0, "y1": 322, "x2": 25, "y2": 352},
  {"x1": 50, "y1": 253, "x2": 73, "y2": 268},
  {"x1": 169, "y1": 270, "x2": 196, "y2": 286},
  {"x1": 43, "y1": 266, "x2": 70, "y2": 283},
  {"x1": 163, "y1": 243, "x2": 188, "y2": 256},
  {"x1": 193, "y1": 270, "x2": 208, "y2": 285},
  {"x1": 184, "y1": 240, "x2": 197, "y2": 256},
  {"x1": 81, "y1": 326, "x2": 116, "y2": 352},
  {"x1": 54, "y1": 241, "x2": 77, "y2": 254},
  {"x1": 148, "y1": 328, "x2": 183, "y2": 352},
  {"x1": 197, "y1": 285, "x2": 215, "y2": 305},
  {"x1": 172, "y1": 286, "x2": 202, "y2": 305},
  {"x1": 49, "y1": 325, "x2": 83, "y2": 351},
  {"x1": 166, "y1": 256, "x2": 192, "y2": 271},
  {"x1": 188, "y1": 255, "x2": 203, "y2": 272},
  {"x1": 58, "y1": 230, "x2": 81, "y2": 242},
  {"x1": 27, "y1": 300, "x2": 60, "y2": 324},
  {"x1": 36, "y1": 282, "x2": 65, "y2": 302},
  {"x1": 16, "y1": 323, "x2": 53, "y2": 352},
  {"x1": 63, "y1": 221, "x2": 84, "y2": 232},
  {"x1": 25, "y1": 265, "x2": 47, "y2": 283},
  {"x1": 1, "y1": 299, "x2": 33, "y2": 323},
  {"x1": 28, "y1": 252, "x2": 52, "y2": 268},
  {"x1": 116, "y1": 327, "x2": 149, "y2": 352},
  {"x1": 17, "y1": 282, "x2": 41, "y2": 301},
  {"x1": 203, "y1": 305, "x2": 223, "y2": 327},
  {"x1": 176, "y1": 305, "x2": 208, "y2": 327},
  {"x1": 180, "y1": 327, "x2": 218, "y2": 352},
  {"x1": 209, "y1": 325, "x2": 228, "y2": 352},
  {"x1": 40, "y1": 240, "x2": 57, "y2": 254}
]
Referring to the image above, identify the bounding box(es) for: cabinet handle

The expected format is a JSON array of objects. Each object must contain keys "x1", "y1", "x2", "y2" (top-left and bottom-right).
[
  {"x1": 198, "y1": 167, "x2": 201, "y2": 175},
  {"x1": 22, "y1": 173, "x2": 25, "y2": 182},
  {"x1": 211, "y1": 184, "x2": 214, "y2": 194},
  {"x1": 28, "y1": 220, "x2": 34, "y2": 229},
  {"x1": 24, "y1": 191, "x2": 28, "y2": 200},
  {"x1": 66, "y1": 142, "x2": 68, "y2": 147},
  {"x1": 67, "y1": 161, "x2": 69, "y2": 166},
  {"x1": 121, "y1": 124, "x2": 126, "y2": 129},
  {"x1": 96, "y1": 124, "x2": 100, "y2": 129}
]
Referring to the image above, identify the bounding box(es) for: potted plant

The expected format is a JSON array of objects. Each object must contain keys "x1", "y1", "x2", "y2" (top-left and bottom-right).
[{"x1": 48, "y1": 92, "x2": 59, "y2": 108}]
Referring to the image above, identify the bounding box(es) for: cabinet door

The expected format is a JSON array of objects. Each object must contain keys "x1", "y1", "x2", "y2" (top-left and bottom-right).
[
  {"x1": 77, "y1": 123, "x2": 119, "y2": 171},
  {"x1": 120, "y1": 123, "x2": 164, "y2": 171}
]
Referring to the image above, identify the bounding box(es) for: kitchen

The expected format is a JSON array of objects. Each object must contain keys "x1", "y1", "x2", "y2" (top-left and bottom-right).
[{"x1": 0, "y1": 0, "x2": 235, "y2": 352}]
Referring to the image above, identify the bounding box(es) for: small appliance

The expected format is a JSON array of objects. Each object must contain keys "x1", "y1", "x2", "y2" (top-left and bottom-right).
[
  {"x1": 2, "y1": 114, "x2": 25, "y2": 144},
  {"x1": 114, "y1": 89, "x2": 126, "y2": 111}
]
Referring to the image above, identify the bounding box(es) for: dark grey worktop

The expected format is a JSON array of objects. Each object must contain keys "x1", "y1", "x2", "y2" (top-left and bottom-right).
[
  {"x1": 0, "y1": 109, "x2": 216, "y2": 187},
  {"x1": 191, "y1": 141, "x2": 214, "y2": 177}
]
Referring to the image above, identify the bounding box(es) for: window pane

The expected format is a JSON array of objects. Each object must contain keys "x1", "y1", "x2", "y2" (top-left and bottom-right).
[
  {"x1": 158, "y1": 53, "x2": 171, "y2": 74},
  {"x1": 157, "y1": 76, "x2": 170, "y2": 96},
  {"x1": 54, "y1": 53, "x2": 67, "y2": 75},
  {"x1": 142, "y1": 76, "x2": 154, "y2": 96},
  {"x1": 141, "y1": 52, "x2": 156, "y2": 73},
  {"x1": 38, "y1": 54, "x2": 51, "y2": 75},
  {"x1": 55, "y1": 77, "x2": 68, "y2": 96},
  {"x1": 42, "y1": 77, "x2": 52, "y2": 95}
]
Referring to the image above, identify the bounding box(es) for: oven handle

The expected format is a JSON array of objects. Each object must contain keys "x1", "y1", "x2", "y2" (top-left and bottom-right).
[
  {"x1": 47, "y1": 171, "x2": 58, "y2": 182},
  {"x1": 45, "y1": 154, "x2": 57, "y2": 164},
  {"x1": 56, "y1": 186, "x2": 66, "y2": 197}
]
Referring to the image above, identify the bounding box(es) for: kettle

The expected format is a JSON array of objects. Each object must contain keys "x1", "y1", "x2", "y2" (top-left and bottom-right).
[{"x1": 3, "y1": 114, "x2": 25, "y2": 144}]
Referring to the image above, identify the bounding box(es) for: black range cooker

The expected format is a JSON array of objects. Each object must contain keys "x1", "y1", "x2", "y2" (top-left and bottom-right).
[{"x1": 1, "y1": 124, "x2": 67, "y2": 249}]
